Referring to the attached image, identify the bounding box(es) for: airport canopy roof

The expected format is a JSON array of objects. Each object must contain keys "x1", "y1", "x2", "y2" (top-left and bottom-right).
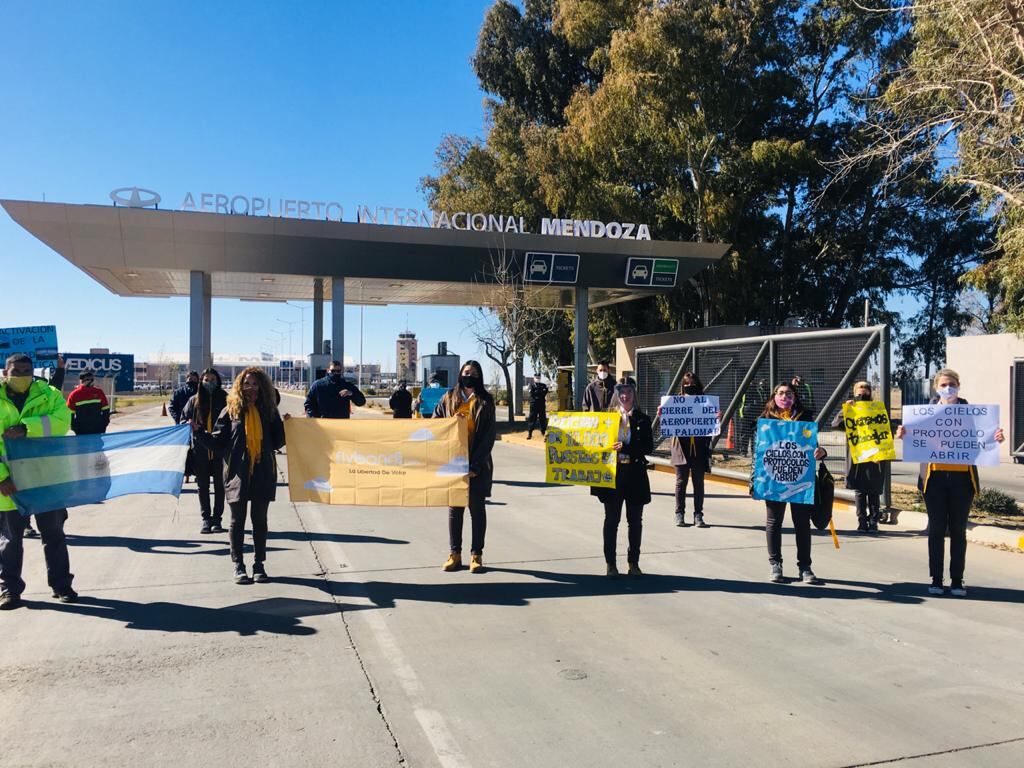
[{"x1": 1, "y1": 200, "x2": 729, "y2": 309}]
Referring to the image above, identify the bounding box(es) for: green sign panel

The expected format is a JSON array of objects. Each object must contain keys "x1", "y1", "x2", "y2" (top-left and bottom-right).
[{"x1": 625, "y1": 258, "x2": 678, "y2": 288}]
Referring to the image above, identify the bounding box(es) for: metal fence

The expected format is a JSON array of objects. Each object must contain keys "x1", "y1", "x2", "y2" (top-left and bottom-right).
[{"x1": 635, "y1": 325, "x2": 892, "y2": 506}]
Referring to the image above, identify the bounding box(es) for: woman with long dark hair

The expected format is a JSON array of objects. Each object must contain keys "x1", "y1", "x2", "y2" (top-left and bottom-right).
[
  {"x1": 752, "y1": 382, "x2": 827, "y2": 585},
  {"x1": 592, "y1": 377, "x2": 654, "y2": 577},
  {"x1": 434, "y1": 360, "x2": 496, "y2": 573},
  {"x1": 195, "y1": 367, "x2": 287, "y2": 584},
  {"x1": 182, "y1": 368, "x2": 227, "y2": 534},
  {"x1": 669, "y1": 371, "x2": 713, "y2": 528}
]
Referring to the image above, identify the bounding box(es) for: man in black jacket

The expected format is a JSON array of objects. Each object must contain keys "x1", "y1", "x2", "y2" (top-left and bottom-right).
[
  {"x1": 304, "y1": 361, "x2": 366, "y2": 419},
  {"x1": 526, "y1": 374, "x2": 549, "y2": 439},
  {"x1": 389, "y1": 380, "x2": 413, "y2": 418},
  {"x1": 169, "y1": 371, "x2": 199, "y2": 424},
  {"x1": 582, "y1": 361, "x2": 614, "y2": 412}
]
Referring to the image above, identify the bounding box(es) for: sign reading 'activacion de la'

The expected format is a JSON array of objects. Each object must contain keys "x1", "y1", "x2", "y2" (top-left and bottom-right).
[
  {"x1": 902, "y1": 404, "x2": 1001, "y2": 466},
  {"x1": 658, "y1": 395, "x2": 720, "y2": 438}
]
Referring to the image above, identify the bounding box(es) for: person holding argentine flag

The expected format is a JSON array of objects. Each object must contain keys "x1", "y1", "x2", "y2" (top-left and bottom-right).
[
  {"x1": 0, "y1": 353, "x2": 77, "y2": 610},
  {"x1": 194, "y1": 366, "x2": 288, "y2": 585}
]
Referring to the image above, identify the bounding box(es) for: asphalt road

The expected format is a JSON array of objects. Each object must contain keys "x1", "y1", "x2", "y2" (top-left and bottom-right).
[{"x1": 1, "y1": 405, "x2": 1022, "y2": 767}]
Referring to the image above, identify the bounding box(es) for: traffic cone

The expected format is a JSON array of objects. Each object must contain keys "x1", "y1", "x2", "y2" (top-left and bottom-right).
[
  {"x1": 725, "y1": 419, "x2": 735, "y2": 450},
  {"x1": 161, "y1": 401, "x2": 168, "y2": 417}
]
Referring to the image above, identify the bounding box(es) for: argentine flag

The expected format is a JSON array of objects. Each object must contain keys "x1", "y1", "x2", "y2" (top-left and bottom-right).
[{"x1": 4, "y1": 425, "x2": 191, "y2": 515}]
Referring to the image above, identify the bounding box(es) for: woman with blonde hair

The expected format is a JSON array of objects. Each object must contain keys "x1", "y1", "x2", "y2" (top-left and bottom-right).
[
  {"x1": 896, "y1": 368, "x2": 1004, "y2": 597},
  {"x1": 434, "y1": 360, "x2": 496, "y2": 573},
  {"x1": 195, "y1": 366, "x2": 288, "y2": 584}
]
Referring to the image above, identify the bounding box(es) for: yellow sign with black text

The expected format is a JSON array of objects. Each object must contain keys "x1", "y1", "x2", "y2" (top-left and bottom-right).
[
  {"x1": 841, "y1": 401, "x2": 896, "y2": 464},
  {"x1": 544, "y1": 412, "x2": 620, "y2": 488}
]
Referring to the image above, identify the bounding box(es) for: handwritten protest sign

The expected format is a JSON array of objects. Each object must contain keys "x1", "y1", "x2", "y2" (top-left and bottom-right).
[
  {"x1": 841, "y1": 400, "x2": 896, "y2": 464},
  {"x1": 0, "y1": 325, "x2": 58, "y2": 367},
  {"x1": 658, "y1": 395, "x2": 720, "y2": 438},
  {"x1": 752, "y1": 418, "x2": 817, "y2": 505},
  {"x1": 902, "y1": 403, "x2": 1001, "y2": 466},
  {"x1": 417, "y1": 386, "x2": 446, "y2": 416},
  {"x1": 285, "y1": 417, "x2": 469, "y2": 506},
  {"x1": 545, "y1": 412, "x2": 619, "y2": 488}
]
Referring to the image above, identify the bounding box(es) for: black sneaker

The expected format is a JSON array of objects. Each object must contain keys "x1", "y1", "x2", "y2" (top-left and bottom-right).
[
  {"x1": 694, "y1": 514, "x2": 709, "y2": 528},
  {"x1": 210, "y1": 521, "x2": 226, "y2": 533},
  {"x1": 234, "y1": 563, "x2": 252, "y2": 585},
  {"x1": 800, "y1": 569, "x2": 823, "y2": 585},
  {"x1": 857, "y1": 520, "x2": 869, "y2": 532},
  {"x1": 769, "y1": 563, "x2": 785, "y2": 583},
  {"x1": 0, "y1": 592, "x2": 23, "y2": 610},
  {"x1": 23, "y1": 525, "x2": 39, "y2": 538},
  {"x1": 675, "y1": 512, "x2": 687, "y2": 527},
  {"x1": 252, "y1": 563, "x2": 270, "y2": 583},
  {"x1": 52, "y1": 588, "x2": 78, "y2": 603},
  {"x1": 200, "y1": 519, "x2": 213, "y2": 534}
]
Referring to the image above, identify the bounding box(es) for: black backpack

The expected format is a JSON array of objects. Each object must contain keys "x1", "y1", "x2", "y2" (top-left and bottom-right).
[{"x1": 812, "y1": 463, "x2": 834, "y2": 530}]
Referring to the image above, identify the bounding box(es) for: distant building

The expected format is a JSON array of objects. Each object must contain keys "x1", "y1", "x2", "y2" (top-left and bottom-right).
[
  {"x1": 396, "y1": 332, "x2": 418, "y2": 383},
  {"x1": 421, "y1": 341, "x2": 460, "y2": 389}
]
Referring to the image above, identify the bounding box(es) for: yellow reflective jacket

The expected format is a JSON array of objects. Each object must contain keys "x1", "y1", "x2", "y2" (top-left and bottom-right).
[{"x1": 0, "y1": 379, "x2": 72, "y2": 511}]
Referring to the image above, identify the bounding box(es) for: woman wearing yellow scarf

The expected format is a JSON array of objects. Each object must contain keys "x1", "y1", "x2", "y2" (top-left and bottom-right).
[{"x1": 194, "y1": 367, "x2": 287, "y2": 584}]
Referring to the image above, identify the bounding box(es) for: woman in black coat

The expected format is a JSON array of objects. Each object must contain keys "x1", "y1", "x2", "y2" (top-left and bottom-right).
[
  {"x1": 195, "y1": 366, "x2": 287, "y2": 585},
  {"x1": 591, "y1": 377, "x2": 654, "y2": 578},
  {"x1": 433, "y1": 360, "x2": 497, "y2": 574},
  {"x1": 669, "y1": 371, "x2": 713, "y2": 528},
  {"x1": 182, "y1": 368, "x2": 228, "y2": 535},
  {"x1": 830, "y1": 380, "x2": 885, "y2": 533}
]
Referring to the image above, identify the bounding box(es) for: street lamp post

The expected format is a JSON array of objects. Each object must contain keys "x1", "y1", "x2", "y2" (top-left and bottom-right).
[
  {"x1": 285, "y1": 301, "x2": 306, "y2": 387},
  {"x1": 277, "y1": 318, "x2": 300, "y2": 387}
]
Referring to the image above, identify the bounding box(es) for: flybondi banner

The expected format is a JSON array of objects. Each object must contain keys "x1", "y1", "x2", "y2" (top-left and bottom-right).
[{"x1": 285, "y1": 417, "x2": 469, "y2": 507}]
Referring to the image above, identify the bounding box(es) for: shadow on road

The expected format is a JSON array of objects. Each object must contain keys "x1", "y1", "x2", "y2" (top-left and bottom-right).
[
  {"x1": 493, "y1": 480, "x2": 564, "y2": 489},
  {"x1": 65, "y1": 534, "x2": 286, "y2": 557},
  {"x1": 268, "y1": 531, "x2": 409, "y2": 545},
  {"x1": 32, "y1": 595, "x2": 360, "y2": 635}
]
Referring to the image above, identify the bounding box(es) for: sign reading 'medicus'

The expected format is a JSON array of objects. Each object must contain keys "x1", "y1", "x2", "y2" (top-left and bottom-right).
[{"x1": 176, "y1": 191, "x2": 652, "y2": 240}]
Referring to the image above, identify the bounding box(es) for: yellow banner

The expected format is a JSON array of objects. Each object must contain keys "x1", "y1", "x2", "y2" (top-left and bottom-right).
[
  {"x1": 285, "y1": 417, "x2": 469, "y2": 507},
  {"x1": 841, "y1": 401, "x2": 896, "y2": 464},
  {"x1": 545, "y1": 411, "x2": 620, "y2": 488}
]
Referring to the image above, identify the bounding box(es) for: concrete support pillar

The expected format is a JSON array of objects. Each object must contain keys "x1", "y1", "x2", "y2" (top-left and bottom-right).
[
  {"x1": 189, "y1": 270, "x2": 211, "y2": 374},
  {"x1": 331, "y1": 276, "x2": 345, "y2": 364},
  {"x1": 313, "y1": 278, "x2": 324, "y2": 355},
  {"x1": 574, "y1": 286, "x2": 588, "y2": 409},
  {"x1": 514, "y1": 356, "x2": 525, "y2": 417}
]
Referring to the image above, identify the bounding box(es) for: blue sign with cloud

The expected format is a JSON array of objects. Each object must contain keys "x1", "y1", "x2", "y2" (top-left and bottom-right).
[{"x1": 751, "y1": 418, "x2": 817, "y2": 505}]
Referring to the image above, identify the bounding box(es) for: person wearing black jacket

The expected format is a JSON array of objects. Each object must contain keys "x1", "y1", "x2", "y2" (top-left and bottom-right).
[
  {"x1": 592, "y1": 377, "x2": 654, "y2": 577},
  {"x1": 752, "y1": 382, "x2": 827, "y2": 585},
  {"x1": 195, "y1": 367, "x2": 287, "y2": 585},
  {"x1": 526, "y1": 374, "x2": 549, "y2": 439},
  {"x1": 669, "y1": 372, "x2": 713, "y2": 528},
  {"x1": 182, "y1": 368, "x2": 228, "y2": 534},
  {"x1": 831, "y1": 380, "x2": 886, "y2": 533},
  {"x1": 582, "y1": 361, "x2": 614, "y2": 412},
  {"x1": 895, "y1": 368, "x2": 1005, "y2": 597},
  {"x1": 169, "y1": 371, "x2": 199, "y2": 424},
  {"x1": 434, "y1": 361, "x2": 496, "y2": 574},
  {"x1": 304, "y1": 361, "x2": 366, "y2": 419},
  {"x1": 389, "y1": 381, "x2": 413, "y2": 418}
]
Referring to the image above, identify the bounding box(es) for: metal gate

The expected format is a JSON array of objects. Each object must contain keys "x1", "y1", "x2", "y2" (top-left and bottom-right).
[
  {"x1": 1011, "y1": 360, "x2": 1024, "y2": 463},
  {"x1": 634, "y1": 325, "x2": 892, "y2": 507}
]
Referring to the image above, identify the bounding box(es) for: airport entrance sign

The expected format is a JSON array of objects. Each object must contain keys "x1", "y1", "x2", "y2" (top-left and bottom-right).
[
  {"x1": 523, "y1": 252, "x2": 580, "y2": 284},
  {"x1": 625, "y1": 257, "x2": 679, "y2": 288}
]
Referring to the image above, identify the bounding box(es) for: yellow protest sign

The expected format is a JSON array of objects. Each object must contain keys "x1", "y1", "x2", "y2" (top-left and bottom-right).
[
  {"x1": 841, "y1": 400, "x2": 896, "y2": 464},
  {"x1": 285, "y1": 417, "x2": 469, "y2": 507},
  {"x1": 545, "y1": 411, "x2": 619, "y2": 488}
]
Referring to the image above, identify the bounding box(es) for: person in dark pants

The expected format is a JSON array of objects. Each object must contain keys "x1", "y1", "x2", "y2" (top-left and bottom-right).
[
  {"x1": 669, "y1": 372, "x2": 714, "y2": 528},
  {"x1": 304, "y1": 360, "x2": 366, "y2": 419},
  {"x1": 195, "y1": 366, "x2": 287, "y2": 584},
  {"x1": 434, "y1": 360, "x2": 496, "y2": 574},
  {"x1": 23, "y1": 356, "x2": 64, "y2": 539},
  {"x1": 592, "y1": 377, "x2": 654, "y2": 578},
  {"x1": 389, "y1": 380, "x2": 413, "y2": 418},
  {"x1": 182, "y1": 368, "x2": 228, "y2": 534},
  {"x1": 526, "y1": 373, "x2": 549, "y2": 439},
  {"x1": 896, "y1": 368, "x2": 1004, "y2": 597},
  {"x1": 752, "y1": 382, "x2": 827, "y2": 585},
  {"x1": 831, "y1": 380, "x2": 886, "y2": 532},
  {"x1": 0, "y1": 353, "x2": 77, "y2": 609}
]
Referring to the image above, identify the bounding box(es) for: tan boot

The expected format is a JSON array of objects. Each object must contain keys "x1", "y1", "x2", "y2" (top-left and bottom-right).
[
  {"x1": 443, "y1": 553, "x2": 462, "y2": 572},
  {"x1": 469, "y1": 554, "x2": 484, "y2": 573}
]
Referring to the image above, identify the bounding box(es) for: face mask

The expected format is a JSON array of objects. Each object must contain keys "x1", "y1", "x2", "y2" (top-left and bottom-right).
[
  {"x1": 429, "y1": 382, "x2": 441, "y2": 388},
  {"x1": 855, "y1": 393, "x2": 871, "y2": 401},
  {"x1": 774, "y1": 394, "x2": 794, "y2": 409},
  {"x1": 683, "y1": 385, "x2": 698, "y2": 395},
  {"x1": 82, "y1": 380, "x2": 95, "y2": 388},
  {"x1": 329, "y1": 373, "x2": 343, "y2": 383},
  {"x1": 459, "y1": 375, "x2": 480, "y2": 390},
  {"x1": 597, "y1": 371, "x2": 609, "y2": 380},
  {"x1": 203, "y1": 381, "x2": 218, "y2": 393},
  {"x1": 5, "y1": 375, "x2": 32, "y2": 394},
  {"x1": 937, "y1": 385, "x2": 959, "y2": 399}
]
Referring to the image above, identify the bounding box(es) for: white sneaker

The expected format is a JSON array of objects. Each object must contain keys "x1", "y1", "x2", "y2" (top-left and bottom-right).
[
  {"x1": 950, "y1": 583, "x2": 967, "y2": 597},
  {"x1": 927, "y1": 583, "x2": 944, "y2": 596}
]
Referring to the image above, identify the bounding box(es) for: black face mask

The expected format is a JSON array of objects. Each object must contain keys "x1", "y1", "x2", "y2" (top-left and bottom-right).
[
  {"x1": 856, "y1": 393, "x2": 872, "y2": 401},
  {"x1": 683, "y1": 385, "x2": 699, "y2": 395},
  {"x1": 187, "y1": 381, "x2": 198, "y2": 390},
  {"x1": 329, "y1": 373, "x2": 343, "y2": 383},
  {"x1": 459, "y1": 375, "x2": 480, "y2": 390}
]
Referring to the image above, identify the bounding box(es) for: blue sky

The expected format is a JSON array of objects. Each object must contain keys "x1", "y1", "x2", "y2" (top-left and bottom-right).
[{"x1": 0, "y1": 1, "x2": 509, "y2": 379}]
